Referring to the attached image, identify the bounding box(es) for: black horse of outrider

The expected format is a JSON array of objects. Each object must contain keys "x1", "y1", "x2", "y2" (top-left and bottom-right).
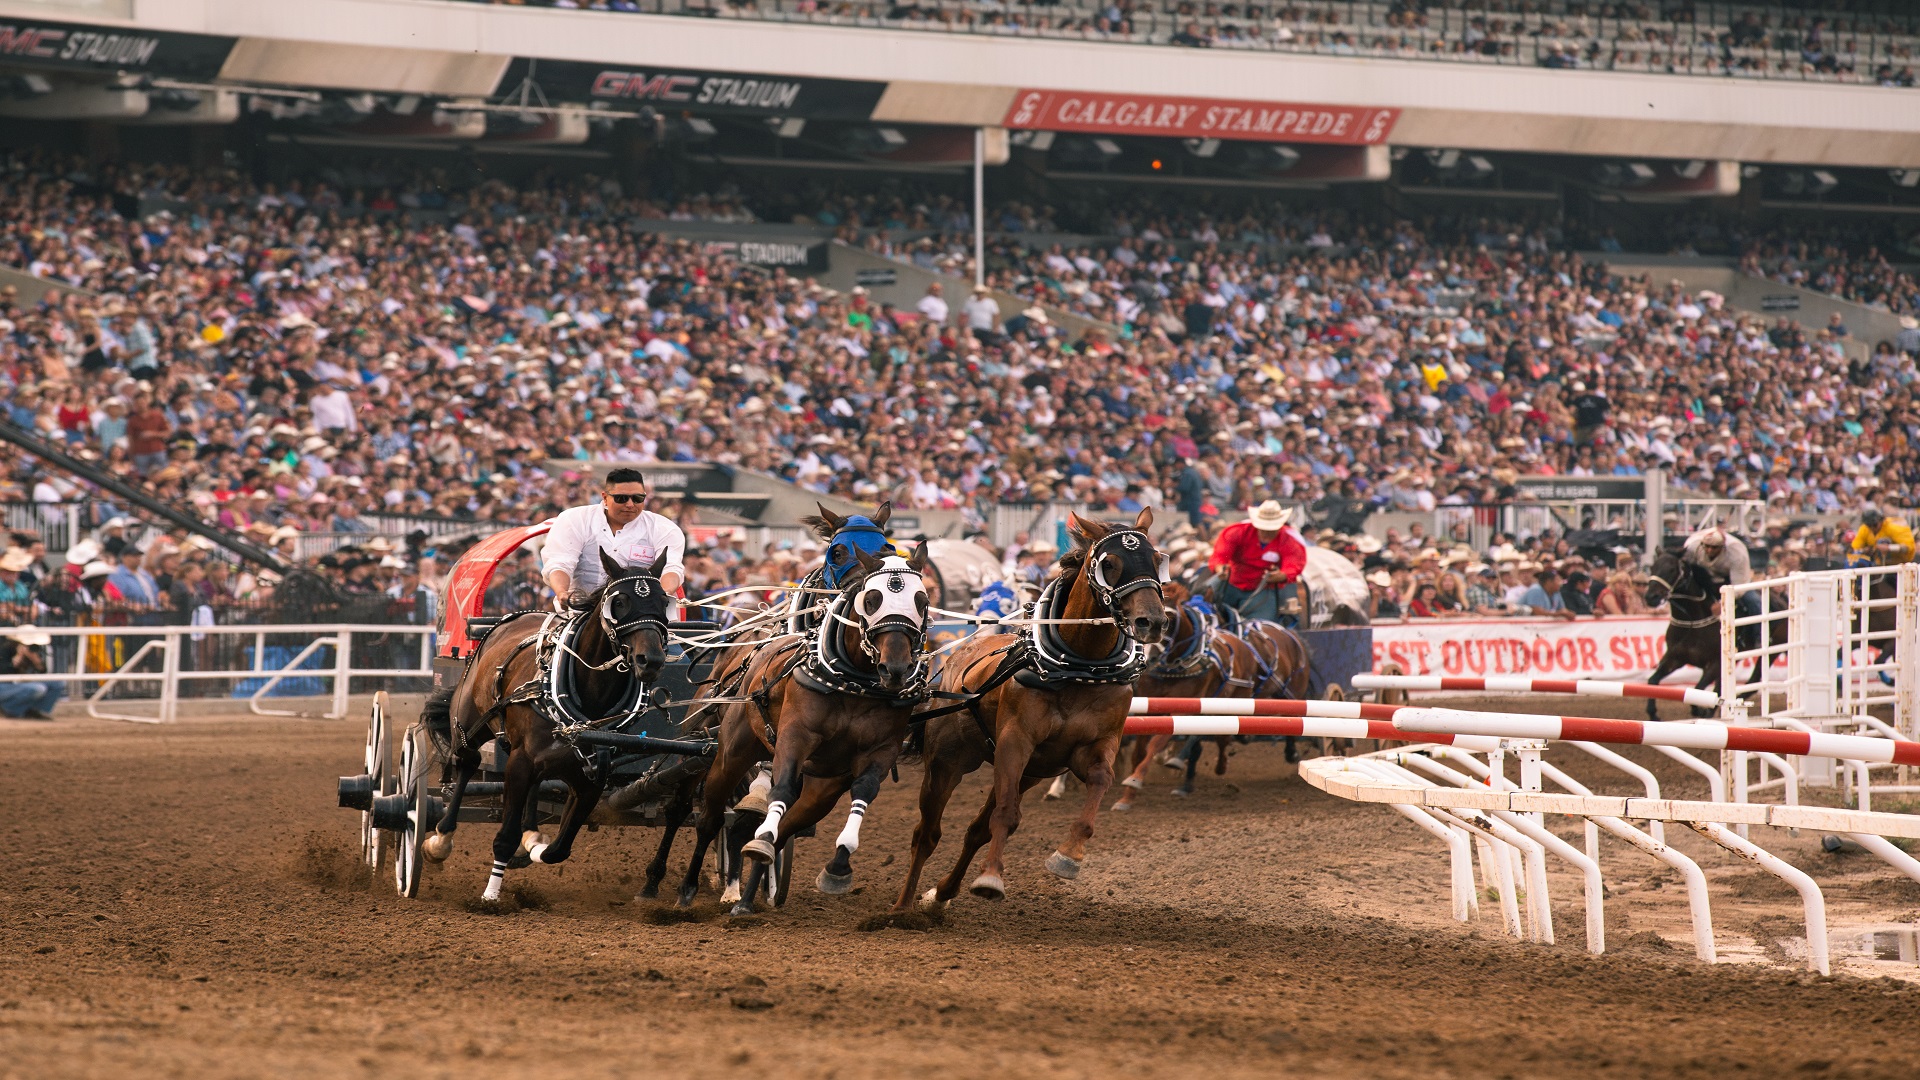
[{"x1": 1642, "y1": 548, "x2": 1765, "y2": 720}]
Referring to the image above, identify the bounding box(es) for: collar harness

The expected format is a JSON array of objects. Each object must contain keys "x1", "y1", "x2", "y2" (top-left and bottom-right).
[
  {"x1": 1147, "y1": 601, "x2": 1222, "y2": 681},
  {"x1": 463, "y1": 574, "x2": 670, "y2": 753},
  {"x1": 1017, "y1": 529, "x2": 1165, "y2": 689}
]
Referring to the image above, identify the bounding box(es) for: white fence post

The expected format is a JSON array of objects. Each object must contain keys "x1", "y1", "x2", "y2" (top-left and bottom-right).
[{"x1": 333, "y1": 629, "x2": 353, "y2": 720}]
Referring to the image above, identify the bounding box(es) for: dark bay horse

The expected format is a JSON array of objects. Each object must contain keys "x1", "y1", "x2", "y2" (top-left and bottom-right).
[
  {"x1": 1643, "y1": 549, "x2": 1737, "y2": 720},
  {"x1": 1116, "y1": 582, "x2": 1261, "y2": 809},
  {"x1": 1236, "y1": 617, "x2": 1314, "y2": 759},
  {"x1": 891, "y1": 510, "x2": 1170, "y2": 913},
  {"x1": 424, "y1": 549, "x2": 671, "y2": 902},
  {"x1": 676, "y1": 546, "x2": 932, "y2": 915}
]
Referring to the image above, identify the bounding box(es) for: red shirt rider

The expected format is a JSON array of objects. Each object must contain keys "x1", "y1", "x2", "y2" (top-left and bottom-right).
[{"x1": 1209, "y1": 503, "x2": 1307, "y2": 591}]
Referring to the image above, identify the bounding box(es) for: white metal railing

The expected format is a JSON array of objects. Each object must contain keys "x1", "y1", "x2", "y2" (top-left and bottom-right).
[
  {"x1": 0, "y1": 623, "x2": 434, "y2": 724},
  {"x1": 1722, "y1": 565, "x2": 1919, "y2": 737}
]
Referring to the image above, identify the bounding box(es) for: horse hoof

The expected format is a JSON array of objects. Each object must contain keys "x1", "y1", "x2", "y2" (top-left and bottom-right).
[
  {"x1": 1045, "y1": 852, "x2": 1082, "y2": 880},
  {"x1": 422, "y1": 831, "x2": 453, "y2": 863},
  {"x1": 639, "y1": 881, "x2": 661, "y2": 900},
  {"x1": 676, "y1": 886, "x2": 698, "y2": 909},
  {"x1": 1121, "y1": 776, "x2": 1144, "y2": 791},
  {"x1": 1042, "y1": 788, "x2": 1061, "y2": 801},
  {"x1": 969, "y1": 874, "x2": 1006, "y2": 900},
  {"x1": 816, "y1": 868, "x2": 854, "y2": 895},
  {"x1": 741, "y1": 836, "x2": 777, "y2": 864},
  {"x1": 1170, "y1": 787, "x2": 1191, "y2": 798},
  {"x1": 729, "y1": 901, "x2": 756, "y2": 917},
  {"x1": 720, "y1": 882, "x2": 742, "y2": 904},
  {"x1": 1111, "y1": 800, "x2": 1133, "y2": 812}
]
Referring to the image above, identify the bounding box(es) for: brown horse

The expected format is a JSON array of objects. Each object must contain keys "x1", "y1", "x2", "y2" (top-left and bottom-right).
[
  {"x1": 1237, "y1": 617, "x2": 1314, "y2": 758},
  {"x1": 675, "y1": 545, "x2": 932, "y2": 914},
  {"x1": 424, "y1": 549, "x2": 672, "y2": 902},
  {"x1": 890, "y1": 510, "x2": 1170, "y2": 913},
  {"x1": 1116, "y1": 581, "x2": 1261, "y2": 808}
]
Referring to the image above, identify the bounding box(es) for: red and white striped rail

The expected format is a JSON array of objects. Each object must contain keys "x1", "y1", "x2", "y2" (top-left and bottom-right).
[
  {"x1": 1125, "y1": 714, "x2": 1467, "y2": 744},
  {"x1": 1387, "y1": 707, "x2": 1920, "y2": 766},
  {"x1": 1124, "y1": 697, "x2": 1920, "y2": 765},
  {"x1": 1350, "y1": 674, "x2": 1719, "y2": 709}
]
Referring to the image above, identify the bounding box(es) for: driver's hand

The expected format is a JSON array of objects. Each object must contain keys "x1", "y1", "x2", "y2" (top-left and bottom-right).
[{"x1": 563, "y1": 589, "x2": 593, "y2": 610}]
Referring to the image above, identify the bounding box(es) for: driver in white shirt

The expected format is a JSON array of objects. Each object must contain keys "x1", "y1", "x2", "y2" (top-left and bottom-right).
[{"x1": 541, "y1": 467, "x2": 685, "y2": 608}]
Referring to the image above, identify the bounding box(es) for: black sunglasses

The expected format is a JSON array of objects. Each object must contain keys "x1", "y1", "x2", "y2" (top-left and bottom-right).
[{"x1": 605, "y1": 492, "x2": 648, "y2": 504}]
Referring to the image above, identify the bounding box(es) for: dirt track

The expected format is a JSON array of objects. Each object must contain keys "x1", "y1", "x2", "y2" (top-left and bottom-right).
[{"x1": 6, "y1": 696, "x2": 1920, "y2": 1079}]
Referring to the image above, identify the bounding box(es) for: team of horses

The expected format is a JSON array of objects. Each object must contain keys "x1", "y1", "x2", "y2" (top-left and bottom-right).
[{"x1": 417, "y1": 504, "x2": 1324, "y2": 915}]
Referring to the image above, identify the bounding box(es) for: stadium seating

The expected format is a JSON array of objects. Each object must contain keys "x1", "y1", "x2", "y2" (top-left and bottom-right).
[{"x1": 458, "y1": 1, "x2": 1920, "y2": 85}]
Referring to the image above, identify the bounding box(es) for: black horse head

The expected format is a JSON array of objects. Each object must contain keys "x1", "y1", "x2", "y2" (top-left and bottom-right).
[
  {"x1": 596, "y1": 548, "x2": 672, "y2": 684},
  {"x1": 1644, "y1": 549, "x2": 1713, "y2": 615},
  {"x1": 845, "y1": 543, "x2": 931, "y2": 692}
]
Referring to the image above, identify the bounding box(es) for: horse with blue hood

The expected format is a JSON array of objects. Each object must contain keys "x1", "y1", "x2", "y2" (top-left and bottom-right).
[{"x1": 790, "y1": 501, "x2": 896, "y2": 634}]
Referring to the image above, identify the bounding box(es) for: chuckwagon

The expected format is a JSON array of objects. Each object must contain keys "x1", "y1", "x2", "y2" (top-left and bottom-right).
[{"x1": 335, "y1": 521, "x2": 802, "y2": 904}]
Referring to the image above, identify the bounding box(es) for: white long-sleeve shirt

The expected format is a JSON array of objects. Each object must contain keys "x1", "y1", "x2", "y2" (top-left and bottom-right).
[
  {"x1": 1683, "y1": 529, "x2": 1752, "y2": 586},
  {"x1": 540, "y1": 505, "x2": 685, "y2": 594}
]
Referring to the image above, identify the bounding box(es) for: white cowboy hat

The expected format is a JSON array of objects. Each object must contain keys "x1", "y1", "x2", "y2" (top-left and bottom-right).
[
  {"x1": 1354, "y1": 535, "x2": 1384, "y2": 554},
  {"x1": 0, "y1": 549, "x2": 36, "y2": 573},
  {"x1": 80, "y1": 560, "x2": 113, "y2": 580},
  {"x1": 1367, "y1": 571, "x2": 1393, "y2": 587},
  {"x1": 65, "y1": 539, "x2": 101, "y2": 566},
  {"x1": 9, "y1": 626, "x2": 50, "y2": 647},
  {"x1": 1247, "y1": 500, "x2": 1290, "y2": 530}
]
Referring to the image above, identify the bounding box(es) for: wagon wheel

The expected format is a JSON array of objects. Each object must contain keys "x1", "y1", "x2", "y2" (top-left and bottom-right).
[
  {"x1": 394, "y1": 723, "x2": 440, "y2": 899},
  {"x1": 361, "y1": 691, "x2": 393, "y2": 870}
]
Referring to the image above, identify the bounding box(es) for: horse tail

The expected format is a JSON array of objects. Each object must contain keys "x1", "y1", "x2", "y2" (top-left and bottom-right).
[{"x1": 421, "y1": 683, "x2": 455, "y2": 749}]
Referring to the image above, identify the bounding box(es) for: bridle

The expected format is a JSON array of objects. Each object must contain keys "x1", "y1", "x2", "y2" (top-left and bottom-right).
[
  {"x1": 838, "y1": 555, "x2": 931, "y2": 663},
  {"x1": 579, "y1": 573, "x2": 670, "y2": 675},
  {"x1": 1083, "y1": 528, "x2": 1171, "y2": 634}
]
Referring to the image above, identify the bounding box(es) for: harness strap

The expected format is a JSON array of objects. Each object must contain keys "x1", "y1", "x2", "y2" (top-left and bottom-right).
[{"x1": 906, "y1": 640, "x2": 1032, "y2": 760}]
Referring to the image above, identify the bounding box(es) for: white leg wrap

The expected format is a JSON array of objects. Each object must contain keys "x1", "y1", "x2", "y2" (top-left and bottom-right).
[
  {"x1": 720, "y1": 881, "x2": 741, "y2": 904},
  {"x1": 1047, "y1": 775, "x2": 1069, "y2": 799},
  {"x1": 747, "y1": 770, "x2": 772, "y2": 800},
  {"x1": 834, "y1": 799, "x2": 869, "y2": 855},
  {"x1": 483, "y1": 860, "x2": 506, "y2": 902},
  {"x1": 528, "y1": 843, "x2": 551, "y2": 864},
  {"x1": 755, "y1": 800, "x2": 787, "y2": 843}
]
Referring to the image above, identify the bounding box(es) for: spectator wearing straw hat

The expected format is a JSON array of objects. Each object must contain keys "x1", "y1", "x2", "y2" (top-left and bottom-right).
[
  {"x1": 0, "y1": 625, "x2": 59, "y2": 720},
  {"x1": 1208, "y1": 500, "x2": 1307, "y2": 624},
  {"x1": 0, "y1": 549, "x2": 36, "y2": 624}
]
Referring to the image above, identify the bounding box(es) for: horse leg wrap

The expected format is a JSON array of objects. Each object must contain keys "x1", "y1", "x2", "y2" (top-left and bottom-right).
[
  {"x1": 483, "y1": 860, "x2": 507, "y2": 902},
  {"x1": 754, "y1": 800, "x2": 787, "y2": 843},
  {"x1": 833, "y1": 799, "x2": 869, "y2": 856},
  {"x1": 735, "y1": 769, "x2": 772, "y2": 816},
  {"x1": 523, "y1": 830, "x2": 551, "y2": 864}
]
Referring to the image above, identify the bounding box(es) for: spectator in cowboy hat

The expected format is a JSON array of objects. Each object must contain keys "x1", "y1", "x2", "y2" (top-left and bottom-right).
[
  {"x1": 0, "y1": 624, "x2": 59, "y2": 720},
  {"x1": 0, "y1": 548, "x2": 36, "y2": 623}
]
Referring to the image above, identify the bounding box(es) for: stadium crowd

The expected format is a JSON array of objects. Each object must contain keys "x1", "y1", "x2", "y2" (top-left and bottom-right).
[
  {"x1": 0, "y1": 153, "x2": 1917, "y2": 627},
  {"x1": 458, "y1": 0, "x2": 1920, "y2": 85}
]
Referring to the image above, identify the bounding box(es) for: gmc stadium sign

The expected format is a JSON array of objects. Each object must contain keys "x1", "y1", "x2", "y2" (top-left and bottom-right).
[
  {"x1": 496, "y1": 58, "x2": 885, "y2": 120},
  {"x1": 0, "y1": 18, "x2": 235, "y2": 78}
]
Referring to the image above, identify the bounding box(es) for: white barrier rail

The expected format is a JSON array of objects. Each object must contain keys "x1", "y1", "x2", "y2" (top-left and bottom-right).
[{"x1": 0, "y1": 623, "x2": 433, "y2": 723}]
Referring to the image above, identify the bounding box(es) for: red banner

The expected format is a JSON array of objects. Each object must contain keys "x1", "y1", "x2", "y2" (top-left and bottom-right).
[
  {"x1": 1003, "y1": 89, "x2": 1398, "y2": 145},
  {"x1": 1370, "y1": 616, "x2": 1674, "y2": 681}
]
